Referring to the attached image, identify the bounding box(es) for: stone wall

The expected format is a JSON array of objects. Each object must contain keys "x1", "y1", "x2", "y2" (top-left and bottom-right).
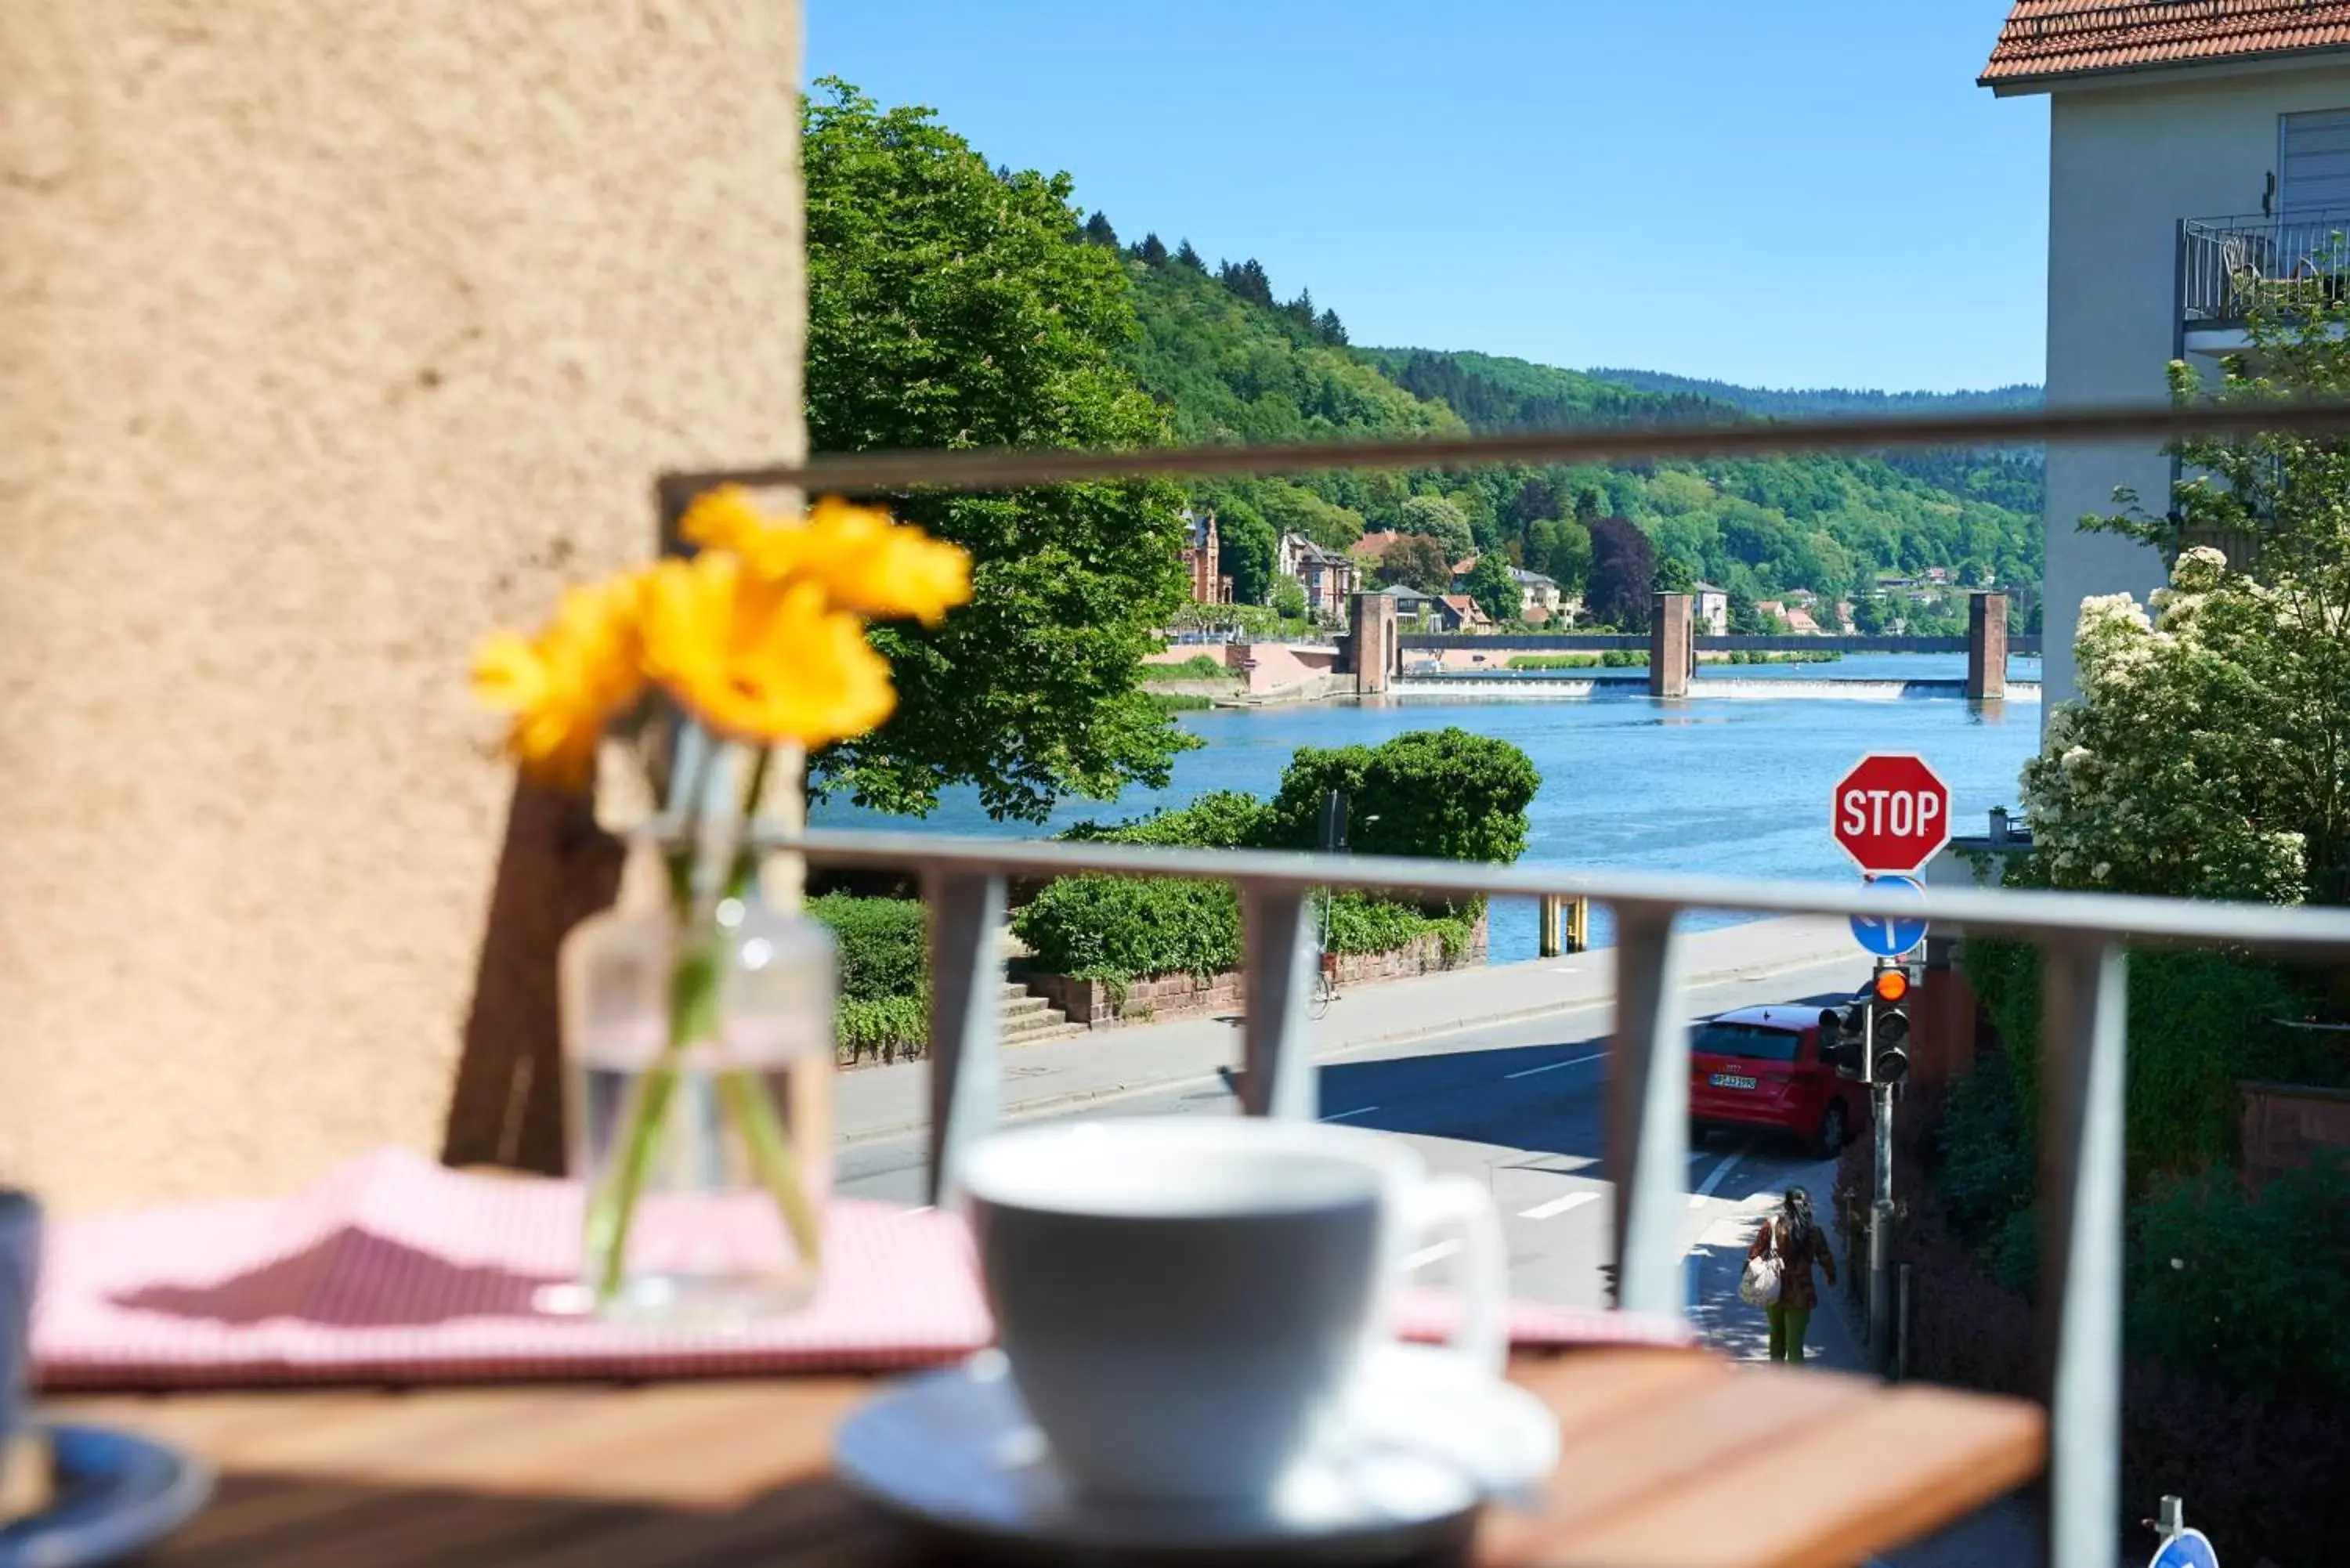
[
  {"x1": 2240, "y1": 1082, "x2": 2350, "y2": 1189},
  {"x1": 1023, "y1": 916, "x2": 1488, "y2": 1030},
  {"x1": 0, "y1": 3, "x2": 806, "y2": 1209}
]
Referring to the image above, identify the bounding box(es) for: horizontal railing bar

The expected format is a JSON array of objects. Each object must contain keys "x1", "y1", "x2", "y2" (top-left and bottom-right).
[
  {"x1": 667, "y1": 396, "x2": 2350, "y2": 498},
  {"x1": 765, "y1": 829, "x2": 2350, "y2": 956}
]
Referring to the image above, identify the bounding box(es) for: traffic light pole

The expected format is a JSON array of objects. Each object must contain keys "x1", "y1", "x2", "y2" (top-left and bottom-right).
[{"x1": 1866, "y1": 958, "x2": 1896, "y2": 1376}]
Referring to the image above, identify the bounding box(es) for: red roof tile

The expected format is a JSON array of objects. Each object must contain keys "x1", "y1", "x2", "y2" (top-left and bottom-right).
[{"x1": 1982, "y1": 0, "x2": 2350, "y2": 87}]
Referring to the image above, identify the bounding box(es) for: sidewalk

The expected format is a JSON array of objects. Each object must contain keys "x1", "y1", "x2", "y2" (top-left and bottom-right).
[
  {"x1": 837, "y1": 914, "x2": 1864, "y2": 1144},
  {"x1": 1684, "y1": 1173, "x2": 2049, "y2": 1567}
]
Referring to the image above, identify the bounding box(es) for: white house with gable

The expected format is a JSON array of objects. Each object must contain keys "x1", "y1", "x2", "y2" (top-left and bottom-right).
[{"x1": 1983, "y1": 2, "x2": 2350, "y2": 713}]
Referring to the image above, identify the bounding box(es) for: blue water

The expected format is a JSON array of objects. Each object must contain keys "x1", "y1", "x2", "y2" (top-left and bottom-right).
[{"x1": 812, "y1": 655, "x2": 2047, "y2": 962}]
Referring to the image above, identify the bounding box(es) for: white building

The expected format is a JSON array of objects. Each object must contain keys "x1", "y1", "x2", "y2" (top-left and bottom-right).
[
  {"x1": 1691, "y1": 581, "x2": 1730, "y2": 637},
  {"x1": 1983, "y1": 4, "x2": 2350, "y2": 710}
]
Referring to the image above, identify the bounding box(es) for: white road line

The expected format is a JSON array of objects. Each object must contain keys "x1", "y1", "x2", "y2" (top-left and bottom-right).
[
  {"x1": 1502, "y1": 1050, "x2": 1606, "y2": 1081},
  {"x1": 1400, "y1": 1240, "x2": 1462, "y2": 1270},
  {"x1": 1319, "y1": 1105, "x2": 1380, "y2": 1122},
  {"x1": 1518, "y1": 1190, "x2": 1600, "y2": 1221},
  {"x1": 1689, "y1": 1144, "x2": 1752, "y2": 1208}
]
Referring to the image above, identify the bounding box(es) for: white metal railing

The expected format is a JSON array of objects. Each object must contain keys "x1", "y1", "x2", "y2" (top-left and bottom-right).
[{"x1": 763, "y1": 826, "x2": 2350, "y2": 1568}]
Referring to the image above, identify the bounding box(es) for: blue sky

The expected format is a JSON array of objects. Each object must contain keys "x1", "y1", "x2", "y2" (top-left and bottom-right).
[{"x1": 808, "y1": 2, "x2": 2046, "y2": 393}]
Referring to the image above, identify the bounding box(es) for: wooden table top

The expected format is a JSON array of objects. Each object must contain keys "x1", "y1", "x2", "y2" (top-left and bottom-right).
[{"x1": 52, "y1": 1346, "x2": 2041, "y2": 1568}]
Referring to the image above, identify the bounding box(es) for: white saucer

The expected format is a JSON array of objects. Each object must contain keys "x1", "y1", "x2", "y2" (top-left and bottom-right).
[{"x1": 832, "y1": 1344, "x2": 1558, "y2": 1558}]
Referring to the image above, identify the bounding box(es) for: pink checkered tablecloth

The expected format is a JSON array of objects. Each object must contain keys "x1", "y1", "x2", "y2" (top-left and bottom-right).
[{"x1": 32, "y1": 1149, "x2": 1690, "y2": 1389}]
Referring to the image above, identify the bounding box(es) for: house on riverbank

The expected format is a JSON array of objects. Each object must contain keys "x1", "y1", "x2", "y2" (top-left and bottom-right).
[{"x1": 1983, "y1": 0, "x2": 2350, "y2": 710}]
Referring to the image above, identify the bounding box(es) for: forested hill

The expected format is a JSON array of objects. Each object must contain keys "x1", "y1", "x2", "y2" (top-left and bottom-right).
[
  {"x1": 1579, "y1": 369, "x2": 2043, "y2": 420},
  {"x1": 1096, "y1": 226, "x2": 2041, "y2": 626},
  {"x1": 1361, "y1": 346, "x2": 2046, "y2": 524}
]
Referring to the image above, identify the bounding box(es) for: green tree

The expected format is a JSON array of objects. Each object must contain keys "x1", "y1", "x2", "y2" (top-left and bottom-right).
[
  {"x1": 1398, "y1": 494, "x2": 1474, "y2": 559},
  {"x1": 1256, "y1": 482, "x2": 1366, "y2": 551},
  {"x1": 804, "y1": 79, "x2": 1190, "y2": 822},
  {"x1": 1082, "y1": 210, "x2": 1117, "y2": 247},
  {"x1": 1209, "y1": 498, "x2": 1278, "y2": 605},
  {"x1": 1727, "y1": 583, "x2": 1776, "y2": 634},
  {"x1": 1270, "y1": 577, "x2": 1310, "y2": 620},
  {"x1": 1526, "y1": 517, "x2": 1593, "y2": 596},
  {"x1": 1268, "y1": 730, "x2": 1539, "y2": 864},
  {"x1": 1573, "y1": 486, "x2": 1605, "y2": 524},
  {"x1": 1464, "y1": 552, "x2": 1520, "y2": 624},
  {"x1": 1133, "y1": 231, "x2": 1169, "y2": 266},
  {"x1": 1850, "y1": 594, "x2": 1891, "y2": 635},
  {"x1": 1173, "y1": 238, "x2": 1205, "y2": 270},
  {"x1": 1377, "y1": 535, "x2": 1453, "y2": 595},
  {"x1": 1654, "y1": 555, "x2": 1697, "y2": 594}
]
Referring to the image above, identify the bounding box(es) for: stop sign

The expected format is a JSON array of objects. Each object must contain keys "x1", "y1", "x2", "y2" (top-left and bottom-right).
[{"x1": 1832, "y1": 753, "x2": 1952, "y2": 874}]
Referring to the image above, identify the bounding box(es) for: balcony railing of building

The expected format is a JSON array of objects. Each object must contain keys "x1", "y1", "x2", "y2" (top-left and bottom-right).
[
  {"x1": 673, "y1": 391, "x2": 2350, "y2": 1568},
  {"x1": 2181, "y1": 208, "x2": 2350, "y2": 327}
]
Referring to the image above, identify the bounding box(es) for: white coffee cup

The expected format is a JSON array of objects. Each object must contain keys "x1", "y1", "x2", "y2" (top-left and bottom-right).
[{"x1": 960, "y1": 1117, "x2": 1506, "y2": 1505}]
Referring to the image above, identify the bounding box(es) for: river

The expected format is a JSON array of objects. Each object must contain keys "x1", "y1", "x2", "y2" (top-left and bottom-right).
[{"x1": 812, "y1": 654, "x2": 2046, "y2": 961}]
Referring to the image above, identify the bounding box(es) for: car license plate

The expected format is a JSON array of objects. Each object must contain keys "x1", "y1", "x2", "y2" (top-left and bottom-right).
[{"x1": 1708, "y1": 1073, "x2": 1758, "y2": 1090}]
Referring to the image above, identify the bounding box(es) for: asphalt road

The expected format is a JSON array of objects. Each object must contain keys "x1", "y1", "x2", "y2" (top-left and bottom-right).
[{"x1": 839, "y1": 954, "x2": 1870, "y2": 1318}]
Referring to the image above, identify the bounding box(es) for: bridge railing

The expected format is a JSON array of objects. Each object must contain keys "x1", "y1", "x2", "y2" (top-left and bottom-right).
[
  {"x1": 762, "y1": 825, "x2": 2350, "y2": 1568},
  {"x1": 1398, "y1": 632, "x2": 2044, "y2": 655}
]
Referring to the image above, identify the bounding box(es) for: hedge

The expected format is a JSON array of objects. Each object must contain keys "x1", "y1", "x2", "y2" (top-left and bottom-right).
[
  {"x1": 1012, "y1": 876, "x2": 1242, "y2": 982},
  {"x1": 807, "y1": 893, "x2": 926, "y2": 1006},
  {"x1": 1853, "y1": 1072, "x2": 2350, "y2": 1566},
  {"x1": 837, "y1": 993, "x2": 927, "y2": 1064}
]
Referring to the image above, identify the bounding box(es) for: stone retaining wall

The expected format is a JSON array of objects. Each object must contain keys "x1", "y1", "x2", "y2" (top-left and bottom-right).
[{"x1": 1021, "y1": 916, "x2": 1487, "y2": 1029}]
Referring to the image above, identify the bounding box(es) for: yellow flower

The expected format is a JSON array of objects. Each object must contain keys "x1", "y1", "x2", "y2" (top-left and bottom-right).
[
  {"x1": 640, "y1": 551, "x2": 896, "y2": 747},
  {"x1": 471, "y1": 573, "x2": 648, "y2": 787},
  {"x1": 679, "y1": 487, "x2": 972, "y2": 627}
]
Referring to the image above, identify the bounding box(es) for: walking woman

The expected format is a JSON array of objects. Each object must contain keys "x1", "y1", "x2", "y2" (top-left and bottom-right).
[{"x1": 1748, "y1": 1186, "x2": 1836, "y2": 1364}]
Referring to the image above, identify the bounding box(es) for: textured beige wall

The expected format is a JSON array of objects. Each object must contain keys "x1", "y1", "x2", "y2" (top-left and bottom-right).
[{"x1": 0, "y1": 2, "x2": 805, "y2": 1210}]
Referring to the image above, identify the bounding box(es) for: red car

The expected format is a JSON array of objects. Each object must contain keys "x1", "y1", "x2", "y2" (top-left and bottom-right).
[{"x1": 1687, "y1": 1004, "x2": 1870, "y2": 1158}]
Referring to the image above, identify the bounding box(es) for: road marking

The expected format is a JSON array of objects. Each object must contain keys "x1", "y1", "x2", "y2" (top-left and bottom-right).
[
  {"x1": 1400, "y1": 1240, "x2": 1462, "y2": 1270},
  {"x1": 1689, "y1": 1143, "x2": 1752, "y2": 1208},
  {"x1": 1320, "y1": 1105, "x2": 1380, "y2": 1122},
  {"x1": 1502, "y1": 1050, "x2": 1606, "y2": 1081},
  {"x1": 1518, "y1": 1190, "x2": 1600, "y2": 1221}
]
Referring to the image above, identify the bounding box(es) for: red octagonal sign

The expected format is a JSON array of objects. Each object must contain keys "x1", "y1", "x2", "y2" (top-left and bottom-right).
[{"x1": 1833, "y1": 753, "x2": 1952, "y2": 875}]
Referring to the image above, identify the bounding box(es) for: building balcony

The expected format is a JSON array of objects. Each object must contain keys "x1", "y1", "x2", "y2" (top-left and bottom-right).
[{"x1": 2180, "y1": 209, "x2": 2350, "y2": 356}]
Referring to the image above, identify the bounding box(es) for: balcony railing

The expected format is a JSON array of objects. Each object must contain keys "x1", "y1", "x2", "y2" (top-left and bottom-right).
[
  {"x1": 2182, "y1": 209, "x2": 2350, "y2": 327},
  {"x1": 758, "y1": 825, "x2": 2350, "y2": 1568}
]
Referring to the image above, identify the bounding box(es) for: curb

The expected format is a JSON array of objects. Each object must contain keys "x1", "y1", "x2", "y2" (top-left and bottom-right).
[{"x1": 840, "y1": 941, "x2": 1860, "y2": 1148}]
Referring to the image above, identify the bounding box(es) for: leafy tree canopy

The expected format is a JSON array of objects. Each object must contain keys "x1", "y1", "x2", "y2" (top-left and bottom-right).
[
  {"x1": 1465, "y1": 552, "x2": 1520, "y2": 624},
  {"x1": 803, "y1": 78, "x2": 1191, "y2": 822},
  {"x1": 1587, "y1": 516, "x2": 1656, "y2": 631},
  {"x1": 1377, "y1": 536, "x2": 1453, "y2": 595},
  {"x1": 1398, "y1": 494, "x2": 1474, "y2": 560}
]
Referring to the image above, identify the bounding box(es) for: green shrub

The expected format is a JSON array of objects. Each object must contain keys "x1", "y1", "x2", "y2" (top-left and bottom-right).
[
  {"x1": 1317, "y1": 893, "x2": 1478, "y2": 962},
  {"x1": 1266, "y1": 728, "x2": 1538, "y2": 863},
  {"x1": 2128, "y1": 1155, "x2": 2350, "y2": 1395},
  {"x1": 1011, "y1": 876, "x2": 1241, "y2": 981},
  {"x1": 1153, "y1": 653, "x2": 1234, "y2": 681},
  {"x1": 807, "y1": 894, "x2": 927, "y2": 1004},
  {"x1": 1508, "y1": 653, "x2": 1602, "y2": 670},
  {"x1": 1962, "y1": 936, "x2": 2328, "y2": 1180},
  {"x1": 1062, "y1": 789, "x2": 1273, "y2": 850},
  {"x1": 837, "y1": 993, "x2": 927, "y2": 1063},
  {"x1": 1148, "y1": 691, "x2": 1213, "y2": 712}
]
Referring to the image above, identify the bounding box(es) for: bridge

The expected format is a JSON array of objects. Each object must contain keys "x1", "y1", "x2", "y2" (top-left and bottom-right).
[{"x1": 1347, "y1": 589, "x2": 2027, "y2": 700}]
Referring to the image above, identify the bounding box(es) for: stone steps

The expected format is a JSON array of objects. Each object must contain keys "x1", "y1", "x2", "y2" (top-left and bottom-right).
[{"x1": 998, "y1": 977, "x2": 1083, "y2": 1046}]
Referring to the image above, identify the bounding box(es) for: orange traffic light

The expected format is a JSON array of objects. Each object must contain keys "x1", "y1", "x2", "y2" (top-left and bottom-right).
[{"x1": 1872, "y1": 968, "x2": 1910, "y2": 1003}]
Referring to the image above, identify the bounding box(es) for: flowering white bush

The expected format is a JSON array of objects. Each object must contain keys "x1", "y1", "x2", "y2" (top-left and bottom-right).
[
  {"x1": 2023, "y1": 551, "x2": 2323, "y2": 901},
  {"x1": 2025, "y1": 270, "x2": 2350, "y2": 905}
]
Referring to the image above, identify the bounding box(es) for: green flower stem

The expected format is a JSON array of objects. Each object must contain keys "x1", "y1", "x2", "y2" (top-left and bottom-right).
[
  {"x1": 717, "y1": 1068, "x2": 822, "y2": 1265},
  {"x1": 586, "y1": 940, "x2": 721, "y2": 1307}
]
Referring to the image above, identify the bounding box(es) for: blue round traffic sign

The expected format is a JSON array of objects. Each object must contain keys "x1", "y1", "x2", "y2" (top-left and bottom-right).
[
  {"x1": 2149, "y1": 1527, "x2": 2218, "y2": 1568},
  {"x1": 1849, "y1": 875, "x2": 1929, "y2": 958}
]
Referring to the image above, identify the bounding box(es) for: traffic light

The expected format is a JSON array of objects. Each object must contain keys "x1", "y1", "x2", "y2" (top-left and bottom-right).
[
  {"x1": 1820, "y1": 1006, "x2": 1866, "y2": 1078},
  {"x1": 1868, "y1": 966, "x2": 1911, "y2": 1085}
]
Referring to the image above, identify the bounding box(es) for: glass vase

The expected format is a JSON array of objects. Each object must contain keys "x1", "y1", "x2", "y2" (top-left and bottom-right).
[{"x1": 559, "y1": 894, "x2": 837, "y2": 1324}]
